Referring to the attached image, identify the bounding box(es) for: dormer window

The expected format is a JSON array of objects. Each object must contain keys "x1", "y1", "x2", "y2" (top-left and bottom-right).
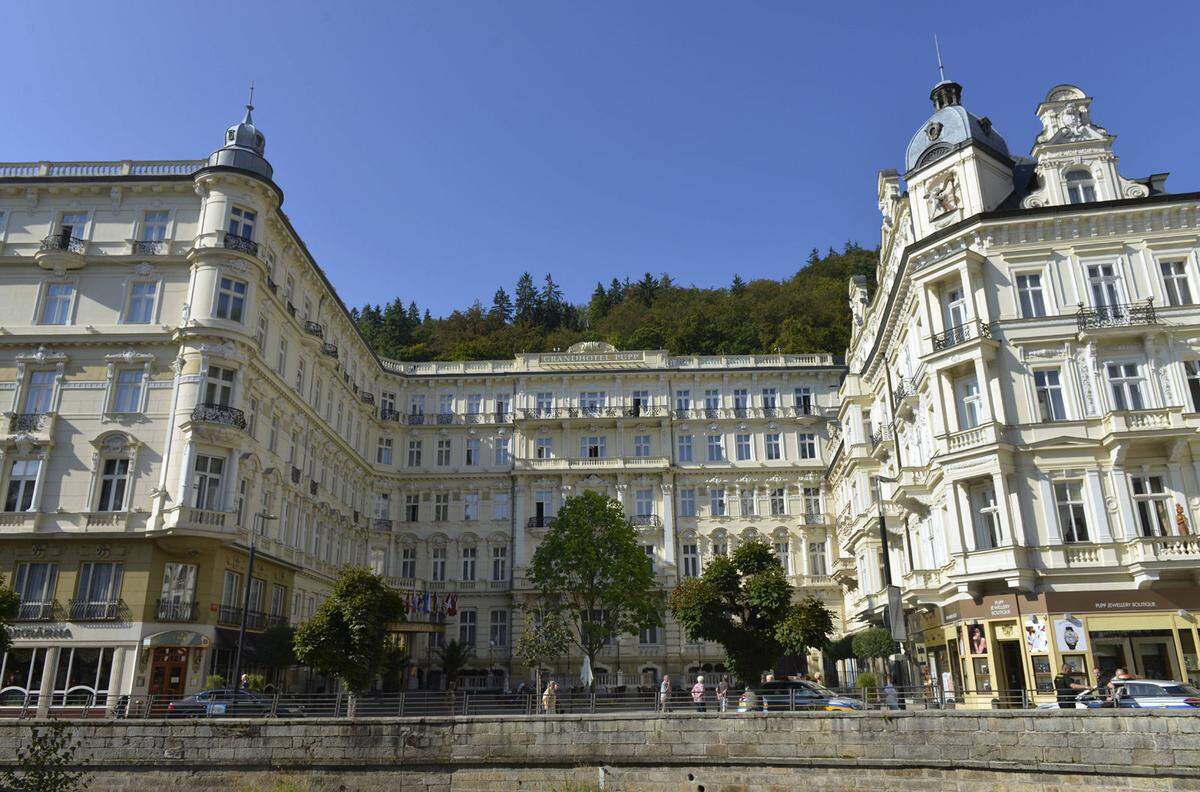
[{"x1": 1065, "y1": 169, "x2": 1096, "y2": 204}]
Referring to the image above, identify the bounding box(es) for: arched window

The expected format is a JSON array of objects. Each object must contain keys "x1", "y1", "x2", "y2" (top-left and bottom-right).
[{"x1": 1065, "y1": 169, "x2": 1096, "y2": 204}]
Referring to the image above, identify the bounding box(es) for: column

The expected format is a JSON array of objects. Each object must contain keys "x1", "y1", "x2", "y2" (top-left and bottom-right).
[
  {"x1": 1110, "y1": 468, "x2": 1137, "y2": 541},
  {"x1": 660, "y1": 482, "x2": 676, "y2": 566},
  {"x1": 29, "y1": 450, "x2": 50, "y2": 512},
  {"x1": 176, "y1": 438, "x2": 197, "y2": 509},
  {"x1": 954, "y1": 482, "x2": 977, "y2": 553},
  {"x1": 225, "y1": 451, "x2": 241, "y2": 519},
  {"x1": 513, "y1": 486, "x2": 527, "y2": 568},
  {"x1": 105, "y1": 647, "x2": 128, "y2": 715},
  {"x1": 36, "y1": 646, "x2": 61, "y2": 718},
  {"x1": 973, "y1": 357, "x2": 1003, "y2": 425},
  {"x1": 1038, "y1": 475, "x2": 1062, "y2": 545},
  {"x1": 1083, "y1": 469, "x2": 1113, "y2": 543},
  {"x1": 992, "y1": 471, "x2": 1018, "y2": 547}
]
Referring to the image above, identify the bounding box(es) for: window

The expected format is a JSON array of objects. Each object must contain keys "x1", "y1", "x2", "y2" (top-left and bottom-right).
[
  {"x1": 96, "y1": 458, "x2": 130, "y2": 511},
  {"x1": 807, "y1": 539, "x2": 827, "y2": 576},
  {"x1": 432, "y1": 547, "x2": 447, "y2": 581},
  {"x1": 23, "y1": 370, "x2": 55, "y2": 414},
  {"x1": 704, "y1": 389, "x2": 720, "y2": 413},
  {"x1": 709, "y1": 488, "x2": 726, "y2": 517},
  {"x1": 1055, "y1": 481, "x2": 1090, "y2": 542},
  {"x1": 1106, "y1": 363, "x2": 1145, "y2": 411},
  {"x1": 13, "y1": 562, "x2": 57, "y2": 618},
  {"x1": 803, "y1": 487, "x2": 822, "y2": 518},
  {"x1": 1034, "y1": 369, "x2": 1067, "y2": 422},
  {"x1": 944, "y1": 286, "x2": 968, "y2": 330},
  {"x1": 459, "y1": 610, "x2": 477, "y2": 646},
  {"x1": 735, "y1": 434, "x2": 752, "y2": 461},
  {"x1": 534, "y1": 437, "x2": 552, "y2": 459},
  {"x1": 682, "y1": 544, "x2": 699, "y2": 578},
  {"x1": 495, "y1": 394, "x2": 510, "y2": 419},
  {"x1": 579, "y1": 391, "x2": 606, "y2": 414},
  {"x1": 1016, "y1": 273, "x2": 1046, "y2": 318},
  {"x1": 774, "y1": 541, "x2": 790, "y2": 573},
  {"x1": 770, "y1": 487, "x2": 786, "y2": 516},
  {"x1": 463, "y1": 492, "x2": 478, "y2": 521},
  {"x1": 490, "y1": 610, "x2": 508, "y2": 647},
  {"x1": 434, "y1": 493, "x2": 449, "y2": 522},
  {"x1": 535, "y1": 392, "x2": 553, "y2": 416},
  {"x1": 639, "y1": 624, "x2": 661, "y2": 645},
  {"x1": 580, "y1": 436, "x2": 605, "y2": 458},
  {"x1": 59, "y1": 211, "x2": 87, "y2": 239},
  {"x1": 712, "y1": 542, "x2": 727, "y2": 557},
  {"x1": 407, "y1": 439, "x2": 422, "y2": 467},
  {"x1": 1131, "y1": 475, "x2": 1170, "y2": 537},
  {"x1": 40, "y1": 282, "x2": 75, "y2": 325},
  {"x1": 633, "y1": 434, "x2": 651, "y2": 458},
  {"x1": 461, "y1": 547, "x2": 477, "y2": 580},
  {"x1": 465, "y1": 394, "x2": 482, "y2": 415},
  {"x1": 105, "y1": 368, "x2": 143, "y2": 414},
  {"x1": 400, "y1": 547, "x2": 417, "y2": 579},
  {"x1": 733, "y1": 389, "x2": 748, "y2": 411},
  {"x1": 642, "y1": 544, "x2": 656, "y2": 573},
  {"x1": 192, "y1": 455, "x2": 224, "y2": 510},
  {"x1": 706, "y1": 434, "x2": 724, "y2": 462},
  {"x1": 761, "y1": 388, "x2": 778, "y2": 411},
  {"x1": 142, "y1": 209, "x2": 169, "y2": 241},
  {"x1": 228, "y1": 206, "x2": 256, "y2": 239},
  {"x1": 404, "y1": 494, "x2": 419, "y2": 522},
  {"x1": 436, "y1": 439, "x2": 451, "y2": 466},
  {"x1": 797, "y1": 433, "x2": 816, "y2": 460},
  {"x1": 677, "y1": 434, "x2": 694, "y2": 462},
  {"x1": 675, "y1": 390, "x2": 690, "y2": 413},
  {"x1": 973, "y1": 484, "x2": 1000, "y2": 549},
  {"x1": 214, "y1": 276, "x2": 247, "y2": 322},
  {"x1": 794, "y1": 387, "x2": 813, "y2": 415},
  {"x1": 466, "y1": 438, "x2": 481, "y2": 466},
  {"x1": 492, "y1": 492, "x2": 511, "y2": 520},
  {"x1": 5, "y1": 459, "x2": 40, "y2": 512},
  {"x1": 1186, "y1": 361, "x2": 1200, "y2": 412},
  {"x1": 126, "y1": 281, "x2": 158, "y2": 324},
  {"x1": 1161, "y1": 261, "x2": 1193, "y2": 306},
  {"x1": 1065, "y1": 169, "x2": 1096, "y2": 204},
  {"x1": 276, "y1": 337, "x2": 288, "y2": 376},
  {"x1": 629, "y1": 389, "x2": 649, "y2": 415},
  {"x1": 494, "y1": 437, "x2": 511, "y2": 465},
  {"x1": 1087, "y1": 264, "x2": 1121, "y2": 308},
  {"x1": 204, "y1": 365, "x2": 235, "y2": 407},
  {"x1": 409, "y1": 395, "x2": 426, "y2": 417},
  {"x1": 76, "y1": 562, "x2": 123, "y2": 615},
  {"x1": 679, "y1": 488, "x2": 696, "y2": 517},
  {"x1": 634, "y1": 488, "x2": 653, "y2": 517},
  {"x1": 376, "y1": 438, "x2": 393, "y2": 466},
  {"x1": 270, "y1": 584, "x2": 286, "y2": 619},
  {"x1": 957, "y1": 377, "x2": 983, "y2": 429},
  {"x1": 765, "y1": 433, "x2": 782, "y2": 460},
  {"x1": 739, "y1": 489, "x2": 756, "y2": 516},
  {"x1": 492, "y1": 547, "x2": 507, "y2": 581}
]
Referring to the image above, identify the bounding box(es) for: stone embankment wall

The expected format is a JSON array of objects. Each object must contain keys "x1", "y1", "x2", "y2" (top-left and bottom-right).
[{"x1": 2, "y1": 710, "x2": 1198, "y2": 791}]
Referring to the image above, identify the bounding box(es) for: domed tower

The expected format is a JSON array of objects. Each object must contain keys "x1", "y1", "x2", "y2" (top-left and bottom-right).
[
  {"x1": 207, "y1": 91, "x2": 273, "y2": 181},
  {"x1": 904, "y1": 76, "x2": 1015, "y2": 240}
]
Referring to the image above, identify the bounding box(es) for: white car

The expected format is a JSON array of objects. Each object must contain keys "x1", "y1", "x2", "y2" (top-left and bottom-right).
[{"x1": 1109, "y1": 679, "x2": 1200, "y2": 709}]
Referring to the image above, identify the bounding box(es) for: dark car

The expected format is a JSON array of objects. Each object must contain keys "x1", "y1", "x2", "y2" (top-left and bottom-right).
[
  {"x1": 165, "y1": 689, "x2": 301, "y2": 718},
  {"x1": 752, "y1": 680, "x2": 863, "y2": 711}
]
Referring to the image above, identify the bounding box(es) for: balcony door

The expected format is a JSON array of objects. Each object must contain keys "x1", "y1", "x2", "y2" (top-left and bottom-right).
[
  {"x1": 944, "y1": 286, "x2": 968, "y2": 330},
  {"x1": 1087, "y1": 264, "x2": 1123, "y2": 311}
]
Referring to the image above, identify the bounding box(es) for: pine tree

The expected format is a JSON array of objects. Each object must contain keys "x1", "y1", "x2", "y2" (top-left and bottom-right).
[
  {"x1": 807, "y1": 247, "x2": 821, "y2": 266},
  {"x1": 731, "y1": 274, "x2": 746, "y2": 294},
  {"x1": 515, "y1": 272, "x2": 539, "y2": 324},
  {"x1": 636, "y1": 272, "x2": 657, "y2": 306},
  {"x1": 490, "y1": 288, "x2": 514, "y2": 323}
]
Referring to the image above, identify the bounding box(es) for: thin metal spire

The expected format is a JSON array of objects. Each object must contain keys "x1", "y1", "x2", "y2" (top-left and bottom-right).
[
  {"x1": 247, "y1": 80, "x2": 255, "y2": 111},
  {"x1": 934, "y1": 34, "x2": 945, "y2": 82}
]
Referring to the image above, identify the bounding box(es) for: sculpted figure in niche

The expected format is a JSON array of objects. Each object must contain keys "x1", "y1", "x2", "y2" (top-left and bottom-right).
[
  {"x1": 927, "y1": 173, "x2": 960, "y2": 218},
  {"x1": 1176, "y1": 504, "x2": 1190, "y2": 536}
]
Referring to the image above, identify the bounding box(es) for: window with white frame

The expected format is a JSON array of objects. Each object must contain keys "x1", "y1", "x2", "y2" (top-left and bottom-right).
[
  {"x1": 706, "y1": 434, "x2": 724, "y2": 462},
  {"x1": 59, "y1": 211, "x2": 87, "y2": 240},
  {"x1": 1160, "y1": 260, "x2": 1193, "y2": 306},
  {"x1": 634, "y1": 488, "x2": 653, "y2": 517},
  {"x1": 534, "y1": 437, "x2": 552, "y2": 459},
  {"x1": 681, "y1": 544, "x2": 699, "y2": 577},
  {"x1": 458, "y1": 609, "x2": 476, "y2": 645},
  {"x1": 797, "y1": 433, "x2": 816, "y2": 459},
  {"x1": 579, "y1": 391, "x2": 606, "y2": 414},
  {"x1": 1055, "y1": 480, "x2": 1090, "y2": 542},
  {"x1": 770, "y1": 487, "x2": 786, "y2": 516},
  {"x1": 794, "y1": 387, "x2": 813, "y2": 415},
  {"x1": 709, "y1": 488, "x2": 726, "y2": 516},
  {"x1": 674, "y1": 390, "x2": 691, "y2": 413},
  {"x1": 803, "y1": 487, "x2": 822, "y2": 518},
  {"x1": 23, "y1": 370, "x2": 55, "y2": 414},
  {"x1": 214, "y1": 276, "x2": 247, "y2": 322},
  {"x1": 407, "y1": 439, "x2": 422, "y2": 467},
  {"x1": 1106, "y1": 362, "x2": 1145, "y2": 411},
  {"x1": 1087, "y1": 263, "x2": 1121, "y2": 308},
  {"x1": 807, "y1": 538, "x2": 827, "y2": 576},
  {"x1": 490, "y1": 610, "x2": 508, "y2": 647},
  {"x1": 677, "y1": 434, "x2": 693, "y2": 462},
  {"x1": 1065, "y1": 169, "x2": 1096, "y2": 204},
  {"x1": 141, "y1": 209, "x2": 169, "y2": 242},
  {"x1": 679, "y1": 488, "x2": 696, "y2": 517},
  {"x1": 276, "y1": 337, "x2": 288, "y2": 376},
  {"x1": 773, "y1": 541, "x2": 790, "y2": 573},
  {"x1": 434, "y1": 493, "x2": 449, "y2": 521},
  {"x1": 1186, "y1": 361, "x2": 1200, "y2": 412},
  {"x1": 494, "y1": 437, "x2": 510, "y2": 465},
  {"x1": 956, "y1": 376, "x2": 983, "y2": 429},
  {"x1": 712, "y1": 541, "x2": 727, "y2": 557},
  {"x1": 704, "y1": 389, "x2": 720, "y2": 412},
  {"x1": 96, "y1": 458, "x2": 130, "y2": 512},
  {"x1": 492, "y1": 491, "x2": 510, "y2": 520},
  {"x1": 765, "y1": 433, "x2": 782, "y2": 460},
  {"x1": 972, "y1": 483, "x2": 1000, "y2": 549},
  {"x1": 204, "y1": 365, "x2": 235, "y2": 407},
  {"x1": 436, "y1": 439, "x2": 451, "y2": 466},
  {"x1": 432, "y1": 547, "x2": 447, "y2": 581},
  {"x1": 254, "y1": 314, "x2": 268, "y2": 351},
  {"x1": 465, "y1": 394, "x2": 482, "y2": 415},
  {"x1": 294, "y1": 358, "x2": 305, "y2": 395},
  {"x1": 734, "y1": 433, "x2": 752, "y2": 461},
  {"x1": 761, "y1": 388, "x2": 778, "y2": 411},
  {"x1": 13, "y1": 562, "x2": 57, "y2": 618},
  {"x1": 1034, "y1": 369, "x2": 1067, "y2": 422},
  {"x1": 465, "y1": 438, "x2": 481, "y2": 465},
  {"x1": 437, "y1": 394, "x2": 454, "y2": 418},
  {"x1": 376, "y1": 438, "x2": 393, "y2": 466},
  {"x1": 4, "y1": 459, "x2": 40, "y2": 512},
  {"x1": 1015, "y1": 273, "x2": 1046, "y2": 318},
  {"x1": 1130, "y1": 475, "x2": 1170, "y2": 537},
  {"x1": 492, "y1": 546, "x2": 507, "y2": 580},
  {"x1": 639, "y1": 623, "x2": 661, "y2": 645},
  {"x1": 75, "y1": 562, "x2": 123, "y2": 616},
  {"x1": 400, "y1": 547, "x2": 417, "y2": 579},
  {"x1": 126, "y1": 281, "x2": 158, "y2": 324},
  {"x1": 633, "y1": 434, "x2": 651, "y2": 458},
  {"x1": 580, "y1": 435, "x2": 605, "y2": 458},
  {"x1": 404, "y1": 494, "x2": 419, "y2": 522},
  {"x1": 40, "y1": 282, "x2": 75, "y2": 325},
  {"x1": 228, "y1": 206, "x2": 256, "y2": 240},
  {"x1": 159, "y1": 563, "x2": 196, "y2": 616},
  {"x1": 192, "y1": 455, "x2": 224, "y2": 510},
  {"x1": 535, "y1": 392, "x2": 553, "y2": 416},
  {"x1": 461, "y1": 546, "x2": 477, "y2": 580},
  {"x1": 463, "y1": 492, "x2": 478, "y2": 521},
  {"x1": 944, "y1": 285, "x2": 968, "y2": 330},
  {"x1": 642, "y1": 544, "x2": 655, "y2": 573},
  {"x1": 630, "y1": 389, "x2": 649, "y2": 414},
  {"x1": 739, "y1": 488, "x2": 756, "y2": 516},
  {"x1": 106, "y1": 368, "x2": 143, "y2": 415}
]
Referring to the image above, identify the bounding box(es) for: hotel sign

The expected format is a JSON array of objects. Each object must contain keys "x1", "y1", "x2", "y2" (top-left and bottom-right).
[
  {"x1": 538, "y1": 351, "x2": 645, "y2": 368},
  {"x1": 10, "y1": 625, "x2": 72, "y2": 640}
]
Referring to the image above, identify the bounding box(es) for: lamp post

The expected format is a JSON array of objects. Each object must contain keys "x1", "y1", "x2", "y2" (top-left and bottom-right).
[
  {"x1": 874, "y1": 475, "x2": 912, "y2": 687},
  {"x1": 231, "y1": 510, "x2": 276, "y2": 695}
]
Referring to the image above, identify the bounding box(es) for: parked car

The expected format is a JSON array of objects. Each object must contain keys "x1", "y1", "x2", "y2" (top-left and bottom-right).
[
  {"x1": 165, "y1": 689, "x2": 302, "y2": 718},
  {"x1": 751, "y1": 680, "x2": 864, "y2": 711},
  {"x1": 1111, "y1": 680, "x2": 1200, "y2": 709}
]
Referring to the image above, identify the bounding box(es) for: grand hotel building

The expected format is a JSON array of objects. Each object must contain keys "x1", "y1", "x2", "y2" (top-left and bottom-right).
[{"x1": 1, "y1": 77, "x2": 1198, "y2": 710}]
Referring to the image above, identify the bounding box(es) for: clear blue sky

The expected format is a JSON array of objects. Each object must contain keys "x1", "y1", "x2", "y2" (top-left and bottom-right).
[{"x1": 6, "y1": 1, "x2": 1197, "y2": 315}]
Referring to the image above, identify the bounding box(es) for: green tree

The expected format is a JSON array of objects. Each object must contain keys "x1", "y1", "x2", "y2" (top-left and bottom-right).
[
  {"x1": 292, "y1": 568, "x2": 404, "y2": 692},
  {"x1": 529, "y1": 491, "x2": 661, "y2": 689},
  {"x1": 730, "y1": 274, "x2": 746, "y2": 294},
  {"x1": 490, "y1": 288, "x2": 514, "y2": 323},
  {"x1": 514, "y1": 272, "x2": 539, "y2": 324},
  {"x1": 0, "y1": 584, "x2": 18, "y2": 657},
  {"x1": 379, "y1": 643, "x2": 411, "y2": 692},
  {"x1": 1, "y1": 720, "x2": 89, "y2": 792},
  {"x1": 669, "y1": 540, "x2": 833, "y2": 683},
  {"x1": 435, "y1": 639, "x2": 473, "y2": 690},
  {"x1": 851, "y1": 627, "x2": 896, "y2": 662},
  {"x1": 255, "y1": 624, "x2": 297, "y2": 687},
  {"x1": 514, "y1": 609, "x2": 571, "y2": 693}
]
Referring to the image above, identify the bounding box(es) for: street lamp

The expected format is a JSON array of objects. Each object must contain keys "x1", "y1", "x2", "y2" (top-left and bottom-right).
[
  {"x1": 874, "y1": 475, "x2": 912, "y2": 687},
  {"x1": 231, "y1": 510, "x2": 276, "y2": 695}
]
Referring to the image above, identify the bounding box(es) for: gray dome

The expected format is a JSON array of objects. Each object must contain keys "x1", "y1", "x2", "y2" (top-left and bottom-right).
[
  {"x1": 905, "y1": 81, "x2": 1009, "y2": 173},
  {"x1": 207, "y1": 103, "x2": 273, "y2": 180}
]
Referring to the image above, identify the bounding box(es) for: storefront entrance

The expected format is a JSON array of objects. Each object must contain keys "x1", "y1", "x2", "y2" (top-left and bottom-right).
[
  {"x1": 1092, "y1": 631, "x2": 1179, "y2": 681},
  {"x1": 996, "y1": 640, "x2": 1025, "y2": 706},
  {"x1": 148, "y1": 647, "x2": 188, "y2": 696}
]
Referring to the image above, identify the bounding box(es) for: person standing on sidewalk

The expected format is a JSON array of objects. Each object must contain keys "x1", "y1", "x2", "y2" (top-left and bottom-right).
[
  {"x1": 716, "y1": 678, "x2": 729, "y2": 713},
  {"x1": 659, "y1": 675, "x2": 671, "y2": 713},
  {"x1": 691, "y1": 676, "x2": 706, "y2": 713},
  {"x1": 542, "y1": 680, "x2": 559, "y2": 714}
]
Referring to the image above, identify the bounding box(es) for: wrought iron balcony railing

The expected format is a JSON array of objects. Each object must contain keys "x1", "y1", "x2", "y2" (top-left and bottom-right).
[
  {"x1": 15, "y1": 600, "x2": 56, "y2": 621},
  {"x1": 191, "y1": 403, "x2": 247, "y2": 430},
  {"x1": 1076, "y1": 299, "x2": 1157, "y2": 331},
  {"x1": 380, "y1": 408, "x2": 400, "y2": 422},
  {"x1": 68, "y1": 599, "x2": 123, "y2": 621},
  {"x1": 9, "y1": 413, "x2": 49, "y2": 433},
  {"x1": 321, "y1": 343, "x2": 338, "y2": 359},
  {"x1": 156, "y1": 599, "x2": 198, "y2": 622},
  {"x1": 222, "y1": 233, "x2": 259, "y2": 256},
  {"x1": 931, "y1": 319, "x2": 991, "y2": 351},
  {"x1": 132, "y1": 239, "x2": 166, "y2": 255},
  {"x1": 303, "y1": 320, "x2": 324, "y2": 338},
  {"x1": 39, "y1": 232, "x2": 85, "y2": 254},
  {"x1": 526, "y1": 516, "x2": 551, "y2": 529},
  {"x1": 360, "y1": 391, "x2": 375, "y2": 405},
  {"x1": 373, "y1": 518, "x2": 394, "y2": 532},
  {"x1": 891, "y1": 378, "x2": 917, "y2": 409},
  {"x1": 630, "y1": 514, "x2": 662, "y2": 527}
]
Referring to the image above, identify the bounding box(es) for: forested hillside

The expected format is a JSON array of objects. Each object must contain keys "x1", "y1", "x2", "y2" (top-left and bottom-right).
[{"x1": 352, "y1": 244, "x2": 876, "y2": 361}]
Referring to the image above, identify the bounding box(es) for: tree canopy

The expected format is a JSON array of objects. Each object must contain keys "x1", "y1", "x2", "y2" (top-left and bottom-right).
[
  {"x1": 669, "y1": 540, "x2": 834, "y2": 683},
  {"x1": 292, "y1": 568, "x2": 405, "y2": 692},
  {"x1": 528, "y1": 490, "x2": 662, "y2": 686},
  {"x1": 352, "y1": 245, "x2": 875, "y2": 361}
]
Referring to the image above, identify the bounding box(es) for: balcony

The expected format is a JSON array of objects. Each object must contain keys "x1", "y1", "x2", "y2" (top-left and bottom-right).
[
  {"x1": 892, "y1": 378, "x2": 918, "y2": 417},
  {"x1": 380, "y1": 408, "x2": 400, "y2": 422},
  {"x1": 526, "y1": 516, "x2": 552, "y2": 529},
  {"x1": 321, "y1": 342, "x2": 338, "y2": 359},
  {"x1": 514, "y1": 456, "x2": 670, "y2": 472},
  {"x1": 801, "y1": 512, "x2": 828, "y2": 526},
  {"x1": 942, "y1": 422, "x2": 1000, "y2": 455},
  {"x1": 132, "y1": 239, "x2": 167, "y2": 256},
  {"x1": 373, "y1": 518, "x2": 393, "y2": 532},
  {"x1": 67, "y1": 599, "x2": 123, "y2": 622},
  {"x1": 222, "y1": 233, "x2": 259, "y2": 256},
  {"x1": 190, "y1": 402, "x2": 247, "y2": 430},
  {"x1": 931, "y1": 319, "x2": 991, "y2": 352},
  {"x1": 630, "y1": 514, "x2": 662, "y2": 528},
  {"x1": 156, "y1": 599, "x2": 198, "y2": 622},
  {"x1": 15, "y1": 600, "x2": 57, "y2": 621},
  {"x1": 1076, "y1": 299, "x2": 1157, "y2": 332},
  {"x1": 1128, "y1": 535, "x2": 1200, "y2": 563},
  {"x1": 216, "y1": 604, "x2": 278, "y2": 629},
  {"x1": 360, "y1": 392, "x2": 375, "y2": 406},
  {"x1": 172, "y1": 506, "x2": 237, "y2": 534},
  {"x1": 9, "y1": 412, "x2": 51, "y2": 434},
  {"x1": 869, "y1": 425, "x2": 894, "y2": 459},
  {"x1": 1102, "y1": 406, "x2": 1185, "y2": 437},
  {"x1": 303, "y1": 320, "x2": 325, "y2": 339}
]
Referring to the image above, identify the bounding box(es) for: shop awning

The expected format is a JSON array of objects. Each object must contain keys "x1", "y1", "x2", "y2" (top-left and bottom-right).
[{"x1": 142, "y1": 629, "x2": 212, "y2": 649}]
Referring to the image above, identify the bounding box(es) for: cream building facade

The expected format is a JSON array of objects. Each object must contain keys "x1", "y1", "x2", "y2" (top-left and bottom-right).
[
  {"x1": 833, "y1": 79, "x2": 1200, "y2": 705},
  {"x1": 0, "y1": 103, "x2": 844, "y2": 708}
]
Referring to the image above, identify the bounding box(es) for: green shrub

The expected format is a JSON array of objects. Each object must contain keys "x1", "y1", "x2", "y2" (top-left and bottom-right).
[
  {"x1": 855, "y1": 671, "x2": 879, "y2": 694},
  {"x1": 205, "y1": 674, "x2": 226, "y2": 690},
  {"x1": 245, "y1": 673, "x2": 267, "y2": 692}
]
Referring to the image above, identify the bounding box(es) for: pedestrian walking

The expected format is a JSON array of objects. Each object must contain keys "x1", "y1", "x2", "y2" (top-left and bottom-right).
[
  {"x1": 541, "y1": 680, "x2": 559, "y2": 714},
  {"x1": 883, "y1": 677, "x2": 899, "y2": 710},
  {"x1": 659, "y1": 675, "x2": 671, "y2": 712},
  {"x1": 691, "y1": 676, "x2": 706, "y2": 713},
  {"x1": 716, "y1": 678, "x2": 729, "y2": 713}
]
